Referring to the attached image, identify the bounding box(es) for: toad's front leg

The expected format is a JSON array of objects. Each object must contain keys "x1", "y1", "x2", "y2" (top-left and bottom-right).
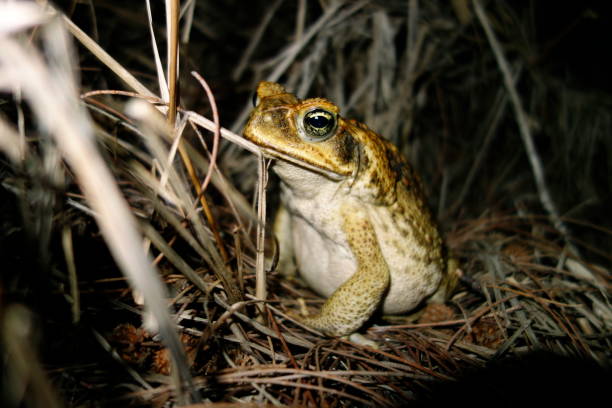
[{"x1": 301, "y1": 205, "x2": 390, "y2": 336}]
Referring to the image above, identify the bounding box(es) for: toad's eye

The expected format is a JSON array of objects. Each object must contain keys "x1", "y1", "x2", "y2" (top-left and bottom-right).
[
  {"x1": 251, "y1": 92, "x2": 260, "y2": 107},
  {"x1": 301, "y1": 109, "x2": 337, "y2": 141}
]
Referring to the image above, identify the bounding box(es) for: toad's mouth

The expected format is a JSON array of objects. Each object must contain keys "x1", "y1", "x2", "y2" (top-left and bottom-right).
[{"x1": 255, "y1": 144, "x2": 346, "y2": 181}]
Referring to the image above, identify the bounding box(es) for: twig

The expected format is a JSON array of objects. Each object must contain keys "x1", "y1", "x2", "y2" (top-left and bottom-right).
[
  {"x1": 214, "y1": 294, "x2": 314, "y2": 349},
  {"x1": 232, "y1": 0, "x2": 284, "y2": 81},
  {"x1": 61, "y1": 13, "x2": 155, "y2": 98},
  {"x1": 61, "y1": 226, "x2": 80, "y2": 324},
  {"x1": 0, "y1": 23, "x2": 196, "y2": 401},
  {"x1": 449, "y1": 79, "x2": 514, "y2": 215},
  {"x1": 255, "y1": 155, "x2": 269, "y2": 312},
  {"x1": 145, "y1": 0, "x2": 169, "y2": 102},
  {"x1": 166, "y1": 0, "x2": 179, "y2": 126},
  {"x1": 473, "y1": 0, "x2": 579, "y2": 257},
  {"x1": 180, "y1": 0, "x2": 196, "y2": 43},
  {"x1": 91, "y1": 329, "x2": 153, "y2": 390},
  {"x1": 229, "y1": 0, "x2": 350, "y2": 133},
  {"x1": 191, "y1": 72, "x2": 220, "y2": 193}
]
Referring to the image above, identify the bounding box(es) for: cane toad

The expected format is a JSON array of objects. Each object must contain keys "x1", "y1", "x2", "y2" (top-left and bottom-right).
[{"x1": 243, "y1": 81, "x2": 455, "y2": 337}]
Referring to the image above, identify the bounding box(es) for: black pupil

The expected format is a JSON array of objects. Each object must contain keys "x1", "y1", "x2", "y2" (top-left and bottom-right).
[{"x1": 306, "y1": 111, "x2": 330, "y2": 129}]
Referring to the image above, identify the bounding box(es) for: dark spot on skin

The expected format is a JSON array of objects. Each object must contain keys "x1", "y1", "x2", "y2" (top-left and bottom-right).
[
  {"x1": 335, "y1": 130, "x2": 357, "y2": 164},
  {"x1": 386, "y1": 147, "x2": 404, "y2": 181},
  {"x1": 368, "y1": 172, "x2": 379, "y2": 189}
]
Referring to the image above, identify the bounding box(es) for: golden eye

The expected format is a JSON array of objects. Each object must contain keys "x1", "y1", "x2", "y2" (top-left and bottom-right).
[{"x1": 301, "y1": 109, "x2": 337, "y2": 141}]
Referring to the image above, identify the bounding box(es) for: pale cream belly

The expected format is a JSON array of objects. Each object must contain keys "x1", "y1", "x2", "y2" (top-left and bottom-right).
[
  {"x1": 291, "y1": 217, "x2": 355, "y2": 298},
  {"x1": 290, "y1": 216, "x2": 442, "y2": 314}
]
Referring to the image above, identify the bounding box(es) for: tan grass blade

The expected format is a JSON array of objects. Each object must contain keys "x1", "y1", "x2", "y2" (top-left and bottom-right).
[
  {"x1": 145, "y1": 0, "x2": 170, "y2": 102},
  {"x1": 0, "y1": 14, "x2": 196, "y2": 403}
]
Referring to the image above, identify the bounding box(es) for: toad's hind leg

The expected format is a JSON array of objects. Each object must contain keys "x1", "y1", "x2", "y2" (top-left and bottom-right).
[
  {"x1": 428, "y1": 257, "x2": 460, "y2": 304},
  {"x1": 301, "y1": 207, "x2": 390, "y2": 336}
]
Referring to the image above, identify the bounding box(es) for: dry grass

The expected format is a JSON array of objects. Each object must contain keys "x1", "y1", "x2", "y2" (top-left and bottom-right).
[{"x1": 1, "y1": 1, "x2": 610, "y2": 407}]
